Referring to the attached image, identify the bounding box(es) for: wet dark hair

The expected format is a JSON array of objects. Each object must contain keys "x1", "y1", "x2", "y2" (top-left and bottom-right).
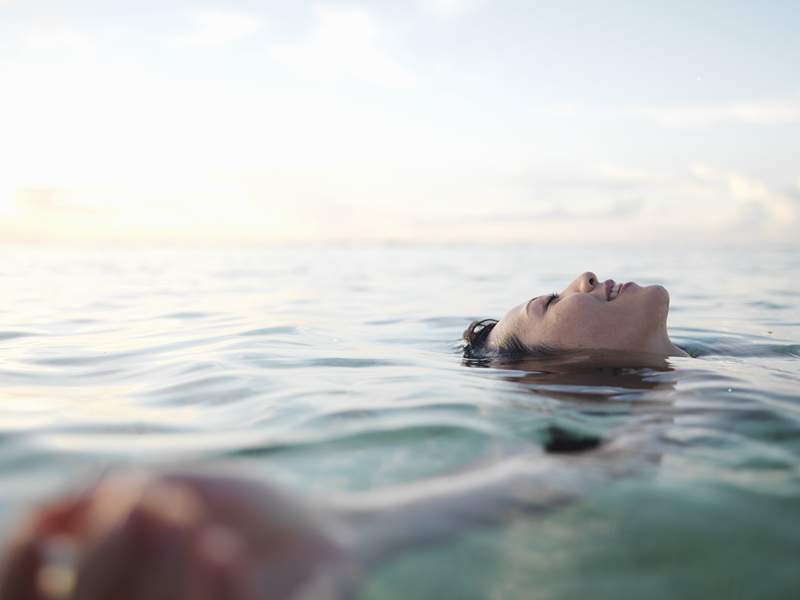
[
  {"x1": 462, "y1": 319, "x2": 499, "y2": 358},
  {"x1": 462, "y1": 318, "x2": 555, "y2": 359}
]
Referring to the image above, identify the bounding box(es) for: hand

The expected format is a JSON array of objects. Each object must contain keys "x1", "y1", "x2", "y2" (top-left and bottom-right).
[{"x1": 0, "y1": 471, "x2": 357, "y2": 600}]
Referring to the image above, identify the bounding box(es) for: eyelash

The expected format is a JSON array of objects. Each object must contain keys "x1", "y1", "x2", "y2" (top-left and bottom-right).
[{"x1": 546, "y1": 293, "x2": 559, "y2": 309}]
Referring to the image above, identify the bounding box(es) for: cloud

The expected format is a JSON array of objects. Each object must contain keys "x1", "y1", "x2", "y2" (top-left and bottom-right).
[
  {"x1": 489, "y1": 166, "x2": 661, "y2": 194},
  {"x1": 543, "y1": 96, "x2": 800, "y2": 128},
  {"x1": 15, "y1": 187, "x2": 115, "y2": 216},
  {"x1": 3, "y1": 164, "x2": 798, "y2": 244},
  {"x1": 269, "y1": 5, "x2": 415, "y2": 88},
  {"x1": 21, "y1": 29, "x2": 94, "y2": 53},
  {"x1": 640, "y1": 96, "x2": 800, "y2": 127},
  {"x1": 437, "y1": 200, "x2": 641, "y2": 223},
  {"x1": 170, "y1": 10, "x2": 261, "y2": 48},
  {"x1": 409, "y1": 163, "x2": 798, "y2": 243},
  {"x1": 419, "y1": 0, "x2": 485, "y2": 18},
  {"x1": 688, "y1": 164, "x2": 797, "y2": 225}
]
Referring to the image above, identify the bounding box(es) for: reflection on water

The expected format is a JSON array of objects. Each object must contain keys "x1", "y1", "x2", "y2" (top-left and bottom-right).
[
  {"x1": 466, "y1": 352, "x2": 677, "y2": 456},
  {"x1": 0, "y1": 244, "x2": 799, "y2": 599}
]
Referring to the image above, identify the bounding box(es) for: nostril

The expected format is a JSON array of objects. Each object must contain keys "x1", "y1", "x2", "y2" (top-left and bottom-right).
[{"x1": 588, "y1": 276, "x2": 595, "y2": 285}]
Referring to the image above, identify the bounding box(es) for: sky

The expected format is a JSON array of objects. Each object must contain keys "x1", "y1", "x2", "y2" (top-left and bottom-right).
[{"x1": 1, "y1": 0, "x2": 798, "y2": 244}]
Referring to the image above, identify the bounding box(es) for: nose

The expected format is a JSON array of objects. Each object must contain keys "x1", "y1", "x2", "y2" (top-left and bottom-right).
[
  {"x1": 573, "y1": 271, "x2": 598, "y2": 293},
  {"x1": 581, "y1": 272, "x2": 598, "y2": 291}
]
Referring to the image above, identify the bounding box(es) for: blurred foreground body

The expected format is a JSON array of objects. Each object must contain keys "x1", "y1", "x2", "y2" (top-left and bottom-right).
[{"x1": 0, "y1": 420, "x2": 655, "y2": 600}]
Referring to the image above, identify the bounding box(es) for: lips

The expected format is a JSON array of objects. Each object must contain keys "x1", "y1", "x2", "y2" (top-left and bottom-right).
[{"x1": 605, "y1": 279, "x2": 624, "y2": 301}]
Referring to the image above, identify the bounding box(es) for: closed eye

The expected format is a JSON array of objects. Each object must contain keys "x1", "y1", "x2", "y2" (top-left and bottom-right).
[{"x1": 545, "y1": 293, "x2": 559, "y2": 310}]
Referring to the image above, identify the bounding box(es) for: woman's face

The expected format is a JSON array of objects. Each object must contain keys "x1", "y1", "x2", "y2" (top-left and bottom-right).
[{"x1": 488, "y1": 272, "x2": 679, "y2": 356}]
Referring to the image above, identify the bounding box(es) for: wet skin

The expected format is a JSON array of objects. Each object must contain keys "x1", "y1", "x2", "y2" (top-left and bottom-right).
[{"x1": 488, "y1": 272, "x2": 688, "y2": 357}]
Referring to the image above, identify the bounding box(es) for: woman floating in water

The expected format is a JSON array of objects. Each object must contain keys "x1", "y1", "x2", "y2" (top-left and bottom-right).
[
  {"x1": 463, "y1": 272, "x2": 688, "y2": 358},
  {"x1": 0, "y1": 272, "x2": 683, "y2": 600}
]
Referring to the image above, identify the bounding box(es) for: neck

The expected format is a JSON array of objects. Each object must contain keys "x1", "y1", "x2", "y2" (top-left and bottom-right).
[
  {"x1": 651, "y1": 331, "x2": 688, "y2": 357},
  {"x1": 667, "y1": 340, "x2": 689, "y2": 357}
]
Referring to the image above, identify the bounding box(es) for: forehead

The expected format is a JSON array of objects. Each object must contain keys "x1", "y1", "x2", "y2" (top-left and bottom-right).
[{"x1": 493, "y1": 300, "x2": 538, "y2": 341}]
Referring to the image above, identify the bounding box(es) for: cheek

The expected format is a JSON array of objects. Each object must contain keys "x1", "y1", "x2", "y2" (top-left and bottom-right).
[{"x1": 544, "y1": 300, "x2": 611, "y2": 345}]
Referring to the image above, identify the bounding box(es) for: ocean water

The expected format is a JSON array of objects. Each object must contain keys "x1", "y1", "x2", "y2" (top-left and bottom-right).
[{"x1": 1, "y1": 243, "x2": 798, "y2": 599}]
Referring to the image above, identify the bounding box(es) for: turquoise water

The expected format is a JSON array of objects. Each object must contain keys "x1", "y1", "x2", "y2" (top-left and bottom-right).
[{"x1": 1, "y1": 244, "x2": 799, "y2": 598}]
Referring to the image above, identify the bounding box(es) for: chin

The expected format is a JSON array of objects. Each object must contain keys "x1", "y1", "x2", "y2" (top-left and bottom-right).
[
  {"x1": 648, "y1": 284, "x2": 669, "y2": 302},
  {"x1": 644, "y1": 284, "x2": 671, "y2": 320}
]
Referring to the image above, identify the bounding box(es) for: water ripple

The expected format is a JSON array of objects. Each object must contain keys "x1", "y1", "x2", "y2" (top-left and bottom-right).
[
  {"x1": 0, "y1": 245, "x2": 799, "y2": 597},
  {"x1": 0, "y1": 331, "x2": 36, "y2": 341}
]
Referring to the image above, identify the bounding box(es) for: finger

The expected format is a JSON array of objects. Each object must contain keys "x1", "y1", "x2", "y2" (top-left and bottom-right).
[
  {"x1": 0, "y1": 536, "x2": 45, "y2": 600},
  {"x1": 32, "y1": 492, "x2": 94, "y2": 539},
  {"x1": 162, "y1": 474, "x2": 305, "y2": 543},
  {"x1": 0, "y1": 480, "x2": 105, "y2": 600},
  {"x1": 74, "y1": 481, "x2": 206, "y2": 600},
  {"x1": 123, "y1": 520, "x2": 196, "y2": 600},
  {"x1": 188, "y1": 526, "x2": 262, "y2": 600}
]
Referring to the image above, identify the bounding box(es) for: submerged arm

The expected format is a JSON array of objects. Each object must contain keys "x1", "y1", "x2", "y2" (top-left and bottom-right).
[{"x1": 329, "y1": 424, "x2": 661, "y2": 569}]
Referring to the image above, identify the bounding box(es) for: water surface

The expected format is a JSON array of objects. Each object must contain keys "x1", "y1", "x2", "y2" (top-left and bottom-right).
[{"x1": 1, "y1": 244, "x2": 798, "y2": 599}]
